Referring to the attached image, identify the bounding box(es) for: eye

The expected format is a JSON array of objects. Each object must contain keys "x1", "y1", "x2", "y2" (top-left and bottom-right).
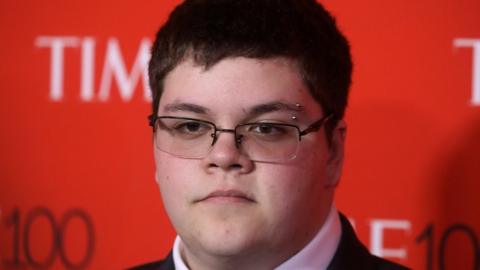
[
  {"x1": 241, "y1": 122, "x2": 298, "y2": 143},
  {"x1": 174, "y1": 121, "x2": 211, "y2": 134},
  {"x1": 248, "y1": 123, "x2": 288, "y2": 136},
  {"x1": 176, "y1": 122, "x2": 201, "y2": 132},
  {"x1": 255, "y1": 124, "x2": 278, "y2": 134}
]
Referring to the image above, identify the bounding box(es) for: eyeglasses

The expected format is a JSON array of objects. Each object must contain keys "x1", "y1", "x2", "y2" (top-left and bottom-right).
[{"x1": 148, "y1": 114, "x2": 332, "y2": 163}]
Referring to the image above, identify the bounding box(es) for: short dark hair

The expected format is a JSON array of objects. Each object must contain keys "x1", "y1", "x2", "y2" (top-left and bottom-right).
[{"x1": 149, "y1": 0, "x2": 352, "y2": 133}]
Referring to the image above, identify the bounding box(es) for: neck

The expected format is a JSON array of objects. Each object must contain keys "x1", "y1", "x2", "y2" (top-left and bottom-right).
[
  {"x1": 175, "y1": 198, "x2": 336, "y2": 270},
  {"x1": 178, "y1": 207, "x2": 331, "y2": 270},
  {"x1": 180, "y1": 243, "x2": 288, "y2": 270}
]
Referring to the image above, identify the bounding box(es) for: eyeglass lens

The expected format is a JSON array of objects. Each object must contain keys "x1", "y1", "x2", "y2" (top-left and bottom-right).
[{"x1": 154, "y1": 117, "x2": 300, "y2": 162}]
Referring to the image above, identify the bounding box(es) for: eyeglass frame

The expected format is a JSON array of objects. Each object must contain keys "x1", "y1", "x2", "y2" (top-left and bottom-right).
[{"x1": 148, "y1": 114, "x2": 333, "y2": 147}]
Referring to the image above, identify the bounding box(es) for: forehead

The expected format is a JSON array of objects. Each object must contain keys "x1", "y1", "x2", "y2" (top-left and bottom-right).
[{"x1": 159, "y1": 57, "x2": 323, "y2": 118}]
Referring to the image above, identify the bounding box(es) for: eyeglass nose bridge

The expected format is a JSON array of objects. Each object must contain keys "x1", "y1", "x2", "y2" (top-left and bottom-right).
[{"x1": 210, "y1": 128, "x2": 243, "y2": 147}]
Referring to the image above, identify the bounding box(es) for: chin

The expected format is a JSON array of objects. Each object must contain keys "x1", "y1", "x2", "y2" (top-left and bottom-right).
[
  {"x1": 192, "y1": 219, "x2": 264, "y2": 257},
  {"x1": 200, "y1": 234, "x2": 260, "y2": 257}
]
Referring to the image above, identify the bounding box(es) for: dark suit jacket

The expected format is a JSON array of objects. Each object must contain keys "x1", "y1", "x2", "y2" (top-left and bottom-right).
[{"x1": 128, "y1": 214, "x2": 410, "y2": 270}]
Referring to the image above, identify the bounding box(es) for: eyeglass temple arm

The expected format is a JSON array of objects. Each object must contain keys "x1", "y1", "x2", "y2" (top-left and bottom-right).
[
  {"x1": 299, "y1": 114, "x2": 333, "y2": 136},
  {"x1": 148, "y1": 115, "x2": 157, "y2": 128}
]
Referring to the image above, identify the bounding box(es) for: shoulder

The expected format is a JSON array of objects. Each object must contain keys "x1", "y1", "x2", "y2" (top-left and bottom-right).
[
  {"x1": 127, "y1": 253, "x2": 174, "y2": 270},
  {"x1": 371, "y1": 255, "x2": 411, "y2": 270},
  {"x1": 327, "y1": 213, "x2": 410, "y2": 270}
]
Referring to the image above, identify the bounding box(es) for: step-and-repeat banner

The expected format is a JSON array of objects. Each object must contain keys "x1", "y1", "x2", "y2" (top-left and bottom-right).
[{"x1": 1, "y1": 0, "x2": 479, "y2": 269}]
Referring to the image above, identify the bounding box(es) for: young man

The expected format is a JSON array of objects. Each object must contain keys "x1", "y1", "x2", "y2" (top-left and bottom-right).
[{"x1": 132, "y1": 0, "x2": 410, "y2": 269}]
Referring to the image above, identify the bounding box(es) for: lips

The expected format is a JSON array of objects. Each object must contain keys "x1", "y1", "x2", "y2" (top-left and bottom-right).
[{"x1": 198, "y1": 189, "x2": 255, "y2": 203}]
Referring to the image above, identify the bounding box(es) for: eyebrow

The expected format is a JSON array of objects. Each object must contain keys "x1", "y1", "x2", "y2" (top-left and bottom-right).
[
  {"x1": 163, "y1": 103, "x2": 210, "y2": 114},
  {"x1": 162, "y1": 101, "x2": 303, "y2": 118},
  {"x1": 246, "y1": 101, "x2": 303, "y2": 118}
]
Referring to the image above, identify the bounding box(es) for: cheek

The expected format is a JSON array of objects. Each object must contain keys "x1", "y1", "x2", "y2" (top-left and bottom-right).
[
  {"x1": 154, "y1": 152, "x2": 199, "y2": 206},
  {"x1": 257, "y1": 152, "x2": 330, "y2": 212},
  {"x1": 257, "y1": 166, "x2": 317, "y2": 207}
]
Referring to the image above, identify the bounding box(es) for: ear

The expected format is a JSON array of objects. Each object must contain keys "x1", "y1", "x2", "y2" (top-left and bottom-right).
[
  {"x1": 154, "y1": 170, "x2": 160, "y2": 184},
  {"x1": 325, "y1": 120, "x2": 347, "y2": 188},
  {"x1": 153, "y1": 143, "x2": 161, "y2": 185}
]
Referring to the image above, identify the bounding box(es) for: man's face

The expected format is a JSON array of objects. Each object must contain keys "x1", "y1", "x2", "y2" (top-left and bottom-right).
[{"x1": 154, "y1": 57, "x2": 345, "y2": 262}]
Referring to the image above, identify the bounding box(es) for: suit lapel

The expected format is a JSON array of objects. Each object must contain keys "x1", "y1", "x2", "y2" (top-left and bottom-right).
[{"x1": 327, "y1": 213, "x2": 375, "y2": 270}]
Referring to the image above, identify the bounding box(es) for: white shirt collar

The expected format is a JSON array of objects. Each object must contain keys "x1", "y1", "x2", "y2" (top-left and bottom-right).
[
  {"x1": 172, "y1": 204, "x2": 341, "y2": 270},
  {"x1": 172, "y1": 235, "x2": 189, "y2": 270},
  {"x1": 274, "y1": 204, "x2": 341, "y2": 270}
]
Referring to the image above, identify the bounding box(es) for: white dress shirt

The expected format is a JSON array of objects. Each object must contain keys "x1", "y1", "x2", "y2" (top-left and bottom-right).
[{"x1": 172, "y1": 204, "x2": 341, "y2": 270}]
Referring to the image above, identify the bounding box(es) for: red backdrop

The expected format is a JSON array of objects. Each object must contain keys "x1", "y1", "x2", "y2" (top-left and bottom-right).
[{"x1": 1, "y1": 0, "x2": 479, "y2": 269}]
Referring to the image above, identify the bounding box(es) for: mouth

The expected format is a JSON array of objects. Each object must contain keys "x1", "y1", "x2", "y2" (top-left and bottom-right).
[{"x1": 197, "y1": 190, "x2": 255, "y2": 204}]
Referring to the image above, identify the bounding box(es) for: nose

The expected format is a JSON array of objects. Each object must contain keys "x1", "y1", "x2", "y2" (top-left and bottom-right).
[
  {"x1": 210, "y1": 128, "x2": 241, "y2": 147},
  {"x1": 203, "y1": 130, "x2": 254, "y2": 173}
]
